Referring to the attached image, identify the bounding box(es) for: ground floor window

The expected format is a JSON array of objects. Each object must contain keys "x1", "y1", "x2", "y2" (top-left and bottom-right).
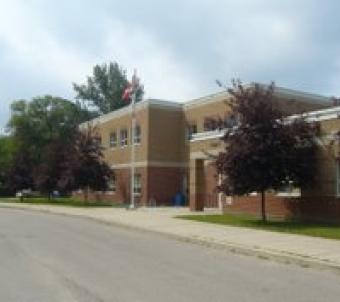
[
  {"x1": 133, "y1": 174, "x2": 142, "y2": 195},
  {"x1": 107, "y1": 174, "x2": 116, "y2": 192}
]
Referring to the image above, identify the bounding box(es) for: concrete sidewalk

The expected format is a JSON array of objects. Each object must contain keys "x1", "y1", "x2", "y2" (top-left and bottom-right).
[{"x1": 1, "y1": 202, "x2": 340, "y2": 272}]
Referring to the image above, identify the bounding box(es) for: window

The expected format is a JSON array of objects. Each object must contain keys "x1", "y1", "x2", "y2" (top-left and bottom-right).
[
  {"x1": 120, "y1": 129, "x2": 128, "y2": 147},
  {"x1": 224, "y1": 114, "x2": 238, "y2": 128},
  {"x1": 133, "y1": 174, "x2": 142, "y2": 195},
  {"x1": 203, "y1": 117, "x2": 219, "y2": 131},
  {"x1": 133, "y1": 125, "x2": 141, "y2": 145},
  {"x1": 187, "y1": 123, "x2": 197, "y2": 140},
  {"x1": 107, "y1": 174, "x2": 116, "y2": 192},
  {"x1": 109, "y1": 132, "x2": 117, "y2": 148}
]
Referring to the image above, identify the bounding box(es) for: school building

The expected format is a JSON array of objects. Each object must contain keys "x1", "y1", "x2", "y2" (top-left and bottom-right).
[{"x1": 78, "y1": 86, "x2": 340, "y2": 222}]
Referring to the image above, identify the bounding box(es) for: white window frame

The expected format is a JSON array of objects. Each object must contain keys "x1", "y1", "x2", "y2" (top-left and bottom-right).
[
  {"x1": 133, "y1": 174, "x2": 142, "y2": 196},
  {"x1": 120, "y1": 129, "x2": 128, "y2": 147},
  {"x1": 109, "y1": 132, "x2": 117, "y2": 148},
  {"x1": 107, "y1": 175, "x2": 116, "y2": 193},
  {"x1": 133, "y1": 125, "x2": 141, "y2": 145}
]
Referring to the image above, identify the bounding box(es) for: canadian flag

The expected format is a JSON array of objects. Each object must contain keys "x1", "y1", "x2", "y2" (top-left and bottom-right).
[
  {"x1": 122, "y1": 84, "x2": 133, "y2": 102},
  {"x1": 122, "y1": 69, "x2": 140, "y2": 103}
]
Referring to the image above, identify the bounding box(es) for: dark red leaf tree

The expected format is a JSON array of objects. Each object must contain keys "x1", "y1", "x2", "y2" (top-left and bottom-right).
[
  {"x1": 59, "y1": 125, "x2": 113, "y2": 201},
  {"x1": 216, "y1": 80, "x2": 318, "y2": 221}
]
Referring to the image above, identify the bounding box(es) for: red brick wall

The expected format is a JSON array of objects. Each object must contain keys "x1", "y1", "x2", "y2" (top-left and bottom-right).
[
  {"x1": 204, "y1": 162, "x2": 218, "y2": 208},
  {"x1": 147, "y1": 167, "x2": 185, "y2": 206},
  {"x1": 223, "y1": 195, "x2": 340, "y2": 223},
  {"x1": 73, "y1": 166, "x2": 185, "y2": 207}
]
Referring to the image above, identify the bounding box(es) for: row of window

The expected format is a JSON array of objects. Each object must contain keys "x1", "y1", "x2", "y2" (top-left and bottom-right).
[
  {"x1": 187, "y1": 114, "x2": 238, "y2": 140},
  {"x1": 107, "y1": 174, "x2": 142, "y2": 195},
  {"x1": 109, "y1": 125, "x2": 141, "y2": 148}
]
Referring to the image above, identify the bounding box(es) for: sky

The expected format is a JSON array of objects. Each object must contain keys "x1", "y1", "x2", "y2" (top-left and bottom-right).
[{"x1": 1, "y1": 0, "x2": 340, "y2": 130}]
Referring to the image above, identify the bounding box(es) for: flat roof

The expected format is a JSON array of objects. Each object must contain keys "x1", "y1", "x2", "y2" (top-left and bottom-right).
[{"x1": 80, "y1": 85, "x2": 333, "y2": 126}]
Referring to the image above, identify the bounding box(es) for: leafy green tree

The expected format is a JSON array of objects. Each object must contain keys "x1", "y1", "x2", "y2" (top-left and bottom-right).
[
  {"x1": 6, "y1": 95, "x2": 90, "y2": 195},
  {"x1": 216, "y1": 81, "x2": 318, "y2": 222},
  {"x1": 8, "y1": 96, "x2": 86, "y2": 161},
  {"x1": 73, "y1": 62, "x2": 144, "y2": 115}
]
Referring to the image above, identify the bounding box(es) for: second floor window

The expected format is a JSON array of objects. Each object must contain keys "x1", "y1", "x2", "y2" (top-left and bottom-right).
[
  {"x1": 120, "y1": 129, "x2": 128, "y2": 147},
  {"x1": 109, "y1": 132, "x2": 117, "y2": 148},
  {"x1": 204, "y1": 117, "x2": 219, "y2": 131},
  {"x1": 187, "y1": 124, "x2": 197, "y2": 140},
  {"x1": 133, "y1": 125, "x2": 141, "y2": 144}
]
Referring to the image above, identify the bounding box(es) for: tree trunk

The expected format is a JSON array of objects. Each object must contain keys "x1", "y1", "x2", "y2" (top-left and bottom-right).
[
  {"x1": 261, "y1": 190, "x2": 267, "y2": 222},
  {"x1": 84, "y1": 187, "x2": 89, "y2": 202}
]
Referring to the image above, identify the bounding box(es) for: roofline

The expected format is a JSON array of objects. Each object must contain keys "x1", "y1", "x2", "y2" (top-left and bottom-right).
[
  {"x1": 79, "y1": 98, "x2": 182, "y2": 127},
  {"x1": 80, "y1": 85, "x2": 333, "y2": 126},
  {"x1": 183, "y1": 84, "x2": 332, "y2": 110}
]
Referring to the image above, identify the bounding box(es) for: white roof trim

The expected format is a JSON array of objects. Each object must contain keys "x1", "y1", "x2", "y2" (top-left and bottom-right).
[
  {"x1": 79, "y1": 98, "x2": 182, "y2": 127},
  {"x1": 190, "y1": 129, "x2": 226, "y2": 142},
  {"x1": 190, "y1": 106, "x2": 340, "y2": 143},
  {"x1": 287, "y1": 105, "x2": 340, "y2": 123},
  {"x1": 183, "y1": 84, "x2": 332, "y2": 110}
]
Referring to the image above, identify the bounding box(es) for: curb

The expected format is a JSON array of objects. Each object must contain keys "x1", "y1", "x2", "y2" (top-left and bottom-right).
[{"x1": 1, "y1": 203, "x2": 340, "y2": 274}]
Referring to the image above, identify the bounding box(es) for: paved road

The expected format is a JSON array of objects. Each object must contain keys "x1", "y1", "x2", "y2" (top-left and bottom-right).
[{"x1": 1, "y1": 209, "x2": 340, "y2": 302}]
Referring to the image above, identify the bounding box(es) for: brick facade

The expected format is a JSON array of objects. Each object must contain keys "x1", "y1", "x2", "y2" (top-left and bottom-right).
[
  {"x1": 78, "y1": 87, "x2": 340, "y2": 222},
  {"x1": 223, "y1": 195, "x2": 340, "y2": 223}
]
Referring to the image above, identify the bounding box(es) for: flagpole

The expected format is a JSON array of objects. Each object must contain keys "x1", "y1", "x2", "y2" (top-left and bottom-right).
[{"x1": 130, "y1": 88, "x2": 136, "y2": 209}]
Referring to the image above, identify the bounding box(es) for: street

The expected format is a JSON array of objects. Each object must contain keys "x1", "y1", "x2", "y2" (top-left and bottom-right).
[{"x1": 0, "y1": 209, "x2": 340, "y2": 302}]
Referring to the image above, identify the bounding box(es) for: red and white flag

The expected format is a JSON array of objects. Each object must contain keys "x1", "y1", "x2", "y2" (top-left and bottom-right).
[{"x1": 122, "y1": 69, "x2": 140, "y2": 103}]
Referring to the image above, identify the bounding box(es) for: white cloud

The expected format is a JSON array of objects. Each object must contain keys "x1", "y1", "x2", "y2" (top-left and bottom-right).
[
  {"x1": 102, "y1": 20, "x2": 199, "y2": 101},
  {"x1": 1, "y1": 0, "x2": 340, "y2": 128}
]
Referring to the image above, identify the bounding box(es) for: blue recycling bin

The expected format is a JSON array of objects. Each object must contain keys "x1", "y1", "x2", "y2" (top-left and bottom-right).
[{"x1": 173, "y1": 192, "x2": 185, "y2": 206}]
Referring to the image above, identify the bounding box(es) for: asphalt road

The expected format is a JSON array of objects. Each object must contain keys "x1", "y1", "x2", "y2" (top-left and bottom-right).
[{"x1": 1, "y1": 209, "x2": 340, "y2": 302}]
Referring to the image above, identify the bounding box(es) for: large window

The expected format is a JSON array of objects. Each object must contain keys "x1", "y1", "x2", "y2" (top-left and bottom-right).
[
  {"x1": 133, "y1": 125, "x2": 141, "y2": 145},
  {"x1": 109, "y1": 132, "x2": 117, "y2": 148},
  {"x1": 120, "y1": 129, "x2": 128, "y2": 147},
  {"x1": 133, "y1": 174, "x2": 142, "y2": 195}
]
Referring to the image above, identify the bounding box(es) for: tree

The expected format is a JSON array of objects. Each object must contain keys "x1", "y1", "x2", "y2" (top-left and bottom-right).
[
  {"x1": 73, "y1": 62, "x2": 144, "y2": 115},
  {"x1": 216, "y1": 80, "x2": 318, "y2": 222},
  {"x1": 7, "y1": 150, "x2": 34, "y2": 200},
  {"x1": 6, "y1": 95, "x2": 89, "y2": 195},
  {"x1": 8, "y1": 96, "x2": 87, "y2": 158},
  {"x1": 59, "y1": 125, "x2": 113, "y2": 201},
  {"x1": 0, "y1": 136, "x2": 17, "y2": 196},
  {"x1": 33, "y1": 138, "x2": 72, "y2": 199}
]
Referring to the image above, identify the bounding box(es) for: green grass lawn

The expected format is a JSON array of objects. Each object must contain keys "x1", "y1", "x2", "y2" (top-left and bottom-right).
[
  {"x1": 0, "y1": 197, "x2": 124, "y2": 208},
  {"x1": 179, "y1": 214, "x2": 340, "y2": 240}
]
